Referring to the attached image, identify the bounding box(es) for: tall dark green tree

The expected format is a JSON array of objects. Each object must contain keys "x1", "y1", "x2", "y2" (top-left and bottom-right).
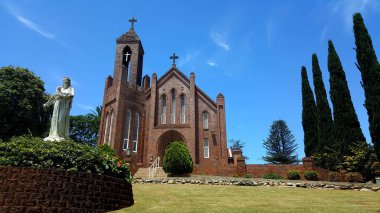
[
  {"x1": 0, "y1": 66, "x2": 51, "y2": 140},
  {"x1": 301, "y1": 66, "x2": 318, "y2": 157},
  {"x1": 70, "y1": 106, "x2": 102, "y2": 146},
  {"x1": 263, "y1": 120, "x2": 298, "y2": 164},
  {"x1": 312, "y1": 54, "x2": 334, "y2": 153},
  {"x1": 328, "y1": 40, "x2": 366, "y2": 157},
  {"x1": 353, "y1": 13, "x2": 380, "y2": 161}
]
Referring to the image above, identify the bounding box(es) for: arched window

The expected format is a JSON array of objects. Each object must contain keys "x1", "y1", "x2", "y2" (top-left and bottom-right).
[
  {"x1": 108, "y1": 111, "x2": 114, "y2": 145},
  {"x1": 171, "y1": 90, "x2": 176, "y2": 124},
  {"x1": 122, "y1": 46, "x2": 132, "y2": 82},
  {"x1": 123, "y1": 110, "x2": 131, "y2": 150},
  {"x1": 180, "y1": 95, "x2": 186, "y2": 124},
  {"x1": 161, "y1": 95, "x2": 166, "y2": 124},
  {"x1": 103, "y1": 113, "x2": 109, "y2": 144},
  {"x1": 202, "y1": 112, "x2": 209, "y2": 129},
  {"x1": 132, "y1": 113, "x2": 139, "y2": 152}
]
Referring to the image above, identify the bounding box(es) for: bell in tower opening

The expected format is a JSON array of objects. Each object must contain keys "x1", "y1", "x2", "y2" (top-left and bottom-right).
[{"x1": 123, "y1": 46, "x2": 132, "y2": 82}]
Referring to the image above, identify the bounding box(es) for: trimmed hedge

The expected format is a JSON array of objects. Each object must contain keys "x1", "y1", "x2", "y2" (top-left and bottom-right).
[
  {"x1": 0, "y1": 136, "x2": 132, "y2": 182},
  {"x1": 287, "y1": 170, "x2": 300, "y2": 180},
  {"x1": 163, "y1": 141, "x2": 193, "y2": 175},
  {"x1": 262, "y1": 173, "x2": 283, "y2": 179},
  {"x1": 303, "y1": 170, "x2": 318, "y2": 181}
]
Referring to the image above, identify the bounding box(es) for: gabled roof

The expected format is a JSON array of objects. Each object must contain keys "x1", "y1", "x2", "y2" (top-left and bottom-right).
[
  {"x1": 157, "y1": 66, "x2": 190, "y2": 88},
  {"x1": 156, "y1": 66, "x2": 217, "y2": 109}
]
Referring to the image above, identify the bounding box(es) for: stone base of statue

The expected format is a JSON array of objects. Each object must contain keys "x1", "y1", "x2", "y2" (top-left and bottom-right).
[{"x1": 43, "y1": 136, "x2": 67, "y2": 142}]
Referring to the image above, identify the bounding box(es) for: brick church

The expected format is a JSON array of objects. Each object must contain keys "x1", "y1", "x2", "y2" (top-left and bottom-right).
[{"x1": 98, "y1": 18, "x2": 245, "y2": 176}]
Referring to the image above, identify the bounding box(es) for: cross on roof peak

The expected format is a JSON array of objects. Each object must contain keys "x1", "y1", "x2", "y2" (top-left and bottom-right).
[
  {"x1": 129, "y1": 17, "x2": 137, "y2": 29},
  {"x1": 170, "y1": 53, "x2": 179, "y2": 66}
]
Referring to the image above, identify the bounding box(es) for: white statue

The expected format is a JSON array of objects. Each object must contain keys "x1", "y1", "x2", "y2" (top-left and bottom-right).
[{"x1": 43, "y1": 77, "x2": 74, "y2": 141}]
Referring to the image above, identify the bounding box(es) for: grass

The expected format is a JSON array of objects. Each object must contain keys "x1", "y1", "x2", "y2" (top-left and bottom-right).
[{"x1": 113, "y1": 184, "x2": 380, "y2": 213}]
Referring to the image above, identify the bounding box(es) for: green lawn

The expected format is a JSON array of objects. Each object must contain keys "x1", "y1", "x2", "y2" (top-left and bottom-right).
[{"x1": 113, "y1": 184, "x2": 380, "y2": 213}]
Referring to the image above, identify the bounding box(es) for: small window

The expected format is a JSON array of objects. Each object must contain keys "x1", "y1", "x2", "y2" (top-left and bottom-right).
[
  {"x1": 203, "y1": 139, "x2": 209, "y2": 158},
  {"x1": 202, "y1": 112, "x2": 209, "y2": 129},
  {"x1": 171, "y1": 90, "x2": 176, "y2": 124},
  {"x1": 123, "y1": 110, "x2": 131, "y2": 150},
  {"x1": 161, "y1": 95, "x2": 166, "y2": 124},
  {"x1": 132, "y1": 113, "x2": 139, "y2": 152},
  {"x1": 180, "y1": 95, "x2": 186, "y2": 123},
  {"x1": 108, "y1": 111, "x2": 114, "y2": 145}
]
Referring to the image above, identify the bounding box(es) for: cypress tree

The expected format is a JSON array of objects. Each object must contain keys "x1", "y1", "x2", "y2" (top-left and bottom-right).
[
  {"x1": 301, "y1": 66, "x2": 318, "y2": 157},
  {"x1": 353, "y1": 13, "x2": 380, "y2": 160},
  {"x1": 328, "y1": 40, "x2": 366, "y2": 157},
  {"x1": 312, "y1": 54, "x2": 334, "y2": 153}
]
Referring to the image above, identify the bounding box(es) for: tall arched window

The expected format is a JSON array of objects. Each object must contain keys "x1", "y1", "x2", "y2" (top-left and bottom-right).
[
  {"x1": 108, "y1": 111, "x2": 114, "y2": 145},
  {"x1": 123, "y1": 110, "x2": 131, "y2": 150},
  {"x1": 103, "y1": 113, "x2": 109, "y2": 144},
  {"x1": 122, "y1": 46, "x2": 132, "y2": 82},
  {"x1": 171, "y1": 90, "x2": 176, "y2": 124},
  {"x1": 161, "y1": 95, "x2": 166, "y2": 124},
  {"x1": 180, "y1": 94, "x2": 186, "y2": 124},
  {"x1": 202, "y1": 112, "x2": 209, "y2": 129},
  {"x1": 132, "y1": 113, "x2": 139, "y2": 152}
]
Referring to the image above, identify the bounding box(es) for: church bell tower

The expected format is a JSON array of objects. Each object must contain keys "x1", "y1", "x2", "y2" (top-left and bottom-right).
[{"x1": 113, "y1": 17, "x2": 144, "y2": 88}]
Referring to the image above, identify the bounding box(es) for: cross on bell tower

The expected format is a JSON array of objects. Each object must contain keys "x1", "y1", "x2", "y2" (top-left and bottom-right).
[
  {"x1": 129, "y1": 16, "x2": 137, "y2": 29},
  {"x1": 170, "y1": 53, "x2": 179, "y2": 66}
]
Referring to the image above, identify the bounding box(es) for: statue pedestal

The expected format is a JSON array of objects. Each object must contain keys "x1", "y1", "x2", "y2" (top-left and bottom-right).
[{"x1": 43, "y1": 136, "x2": 66, "y2": 142}]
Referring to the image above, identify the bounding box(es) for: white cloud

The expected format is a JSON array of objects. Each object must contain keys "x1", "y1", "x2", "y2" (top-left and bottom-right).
[
  {"x1": 15, "y1": 16, "x2": 56, "y2": 39},
  {"x1": 266, "y1": 19, "x2": 274, "y2": 48},
  {"x1": 207, "y1": 60, "x2": 217, "y2": 67},
  {"x1": 319, "y1": 25, "x2": 328, "y2": 43},
  {"x1": 210, "y1": 31, "x2": 230, "y2": 50},
  {"x1": 4, "y1": 1, "x2": 56, "y2": 40},
  {"x1": 76, "y1": 103, "x2": 95, "y2": 112},
  {"x1": 329, "y1": 0, "x2": 379, "y2": 29},
  {"x1": 178, "y1": 51, "x2": 200, "y2": 67}
]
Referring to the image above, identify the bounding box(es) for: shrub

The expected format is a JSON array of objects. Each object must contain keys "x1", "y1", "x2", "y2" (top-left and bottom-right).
[
  {"x1": 0, "y1": 136, "x2": 132, "y2": 182},
  {"x1": 287, "y1": 170, "x2": 300, "y2": 180},
  {"x1": 262, "y1": 173, "x2": 283, "y2": 179},
  {"x1": 328, "y1": 172, "x2": 341, "y2": 182},
  {"x1": 243, "y1": 174, "x2": 252, "y2": 178},
  {"x1": 303, "y1": 170, "x2": 318, "y2": 181},
  {"x1": 345, "y1": 172, "x2": 364, "y2": 183},
  {"x1": 163, "y1": 141, "x2": 193, "y2": 175}
]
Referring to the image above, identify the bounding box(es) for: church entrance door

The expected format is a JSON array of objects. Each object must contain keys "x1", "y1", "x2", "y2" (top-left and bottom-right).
[{"x1": 157, "y1": 130, "x2": 186, "y2": 166}]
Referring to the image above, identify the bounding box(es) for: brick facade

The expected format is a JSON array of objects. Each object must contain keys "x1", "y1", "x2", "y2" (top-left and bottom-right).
[
  {"x1": 0, "y1": 167, "x2": 133, "y2": 212},
  {"x1": 98, "y1": 26, "x2": 230, "y2": 176}
]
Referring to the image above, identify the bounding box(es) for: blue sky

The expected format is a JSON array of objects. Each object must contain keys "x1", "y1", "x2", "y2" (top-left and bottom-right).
[{"x1": 1, "y1": 0, "x2": 380, "y2": 163}]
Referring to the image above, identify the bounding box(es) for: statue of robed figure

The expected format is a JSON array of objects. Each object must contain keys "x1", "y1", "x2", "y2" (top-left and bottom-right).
[{"x1": 43, "y1": 77, "x2": 74, "y2": 141}]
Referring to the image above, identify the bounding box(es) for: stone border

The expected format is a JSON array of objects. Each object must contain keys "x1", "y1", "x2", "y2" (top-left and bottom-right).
[
  {"x1": 133, "y1": 177, "x2": 380, "y2": 192},
  {"x1": 0, "y1": 167, "x2": 134, "y2": 212}
]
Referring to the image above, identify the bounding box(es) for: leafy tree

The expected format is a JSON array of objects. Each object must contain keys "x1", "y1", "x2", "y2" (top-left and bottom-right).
[
  {"x1": 0, "y1": 66, "x2": 51, "y2": 140},
  {"x1": 70, "y1": 106, "x2": 102, "y2": 146},
  {"x1": 328, "y1": 40, "x2": 366, "y2": 157},
  {"x1": 312, "y1": 54, "x2": 334, "y2": 153},
  {"x1": 353, "y1": 13, "x2": 380, "y2": 161},
  {"x1": 301, "y1": 66, "x2": 318, "y2": 157},
  {"x1": 342, "y1": 142, "x2": 379, "y2": 181},
  {"x1": 263, "y1": 120, "x2": 298, "y2": 164},
  {"x1": 163, "y1": 141, "x2": 193, "y2": 175},
  {"x1": 228, "y1": 138, "x2": 249, "y2": 160}
]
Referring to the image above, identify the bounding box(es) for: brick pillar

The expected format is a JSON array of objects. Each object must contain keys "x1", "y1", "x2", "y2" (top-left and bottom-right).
[
  {"x1": 189, "y1": 72, "x2": 196, "y2": 162},
  {"x1": 216, "y1": 93, "x2": 227, "y2": 159},
  {"x1": 148, "y1": 73, "x2": 157, "y2": 164},
  {"x1": 233, "y1": 149, "x2": 246, "y2": 176},
  {"x1": 302, "y1": 157, "x2": 314, "y2": 170}
]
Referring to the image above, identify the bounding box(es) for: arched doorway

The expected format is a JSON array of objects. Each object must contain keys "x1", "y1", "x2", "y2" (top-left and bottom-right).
[{"x1": 157, "y1": 130, "x2": 186, "y2": 164}]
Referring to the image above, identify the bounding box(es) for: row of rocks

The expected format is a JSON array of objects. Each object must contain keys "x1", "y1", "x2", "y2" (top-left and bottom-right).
[{"x1": 133, "y1": 178, "x2": 380, "y2": 192}]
